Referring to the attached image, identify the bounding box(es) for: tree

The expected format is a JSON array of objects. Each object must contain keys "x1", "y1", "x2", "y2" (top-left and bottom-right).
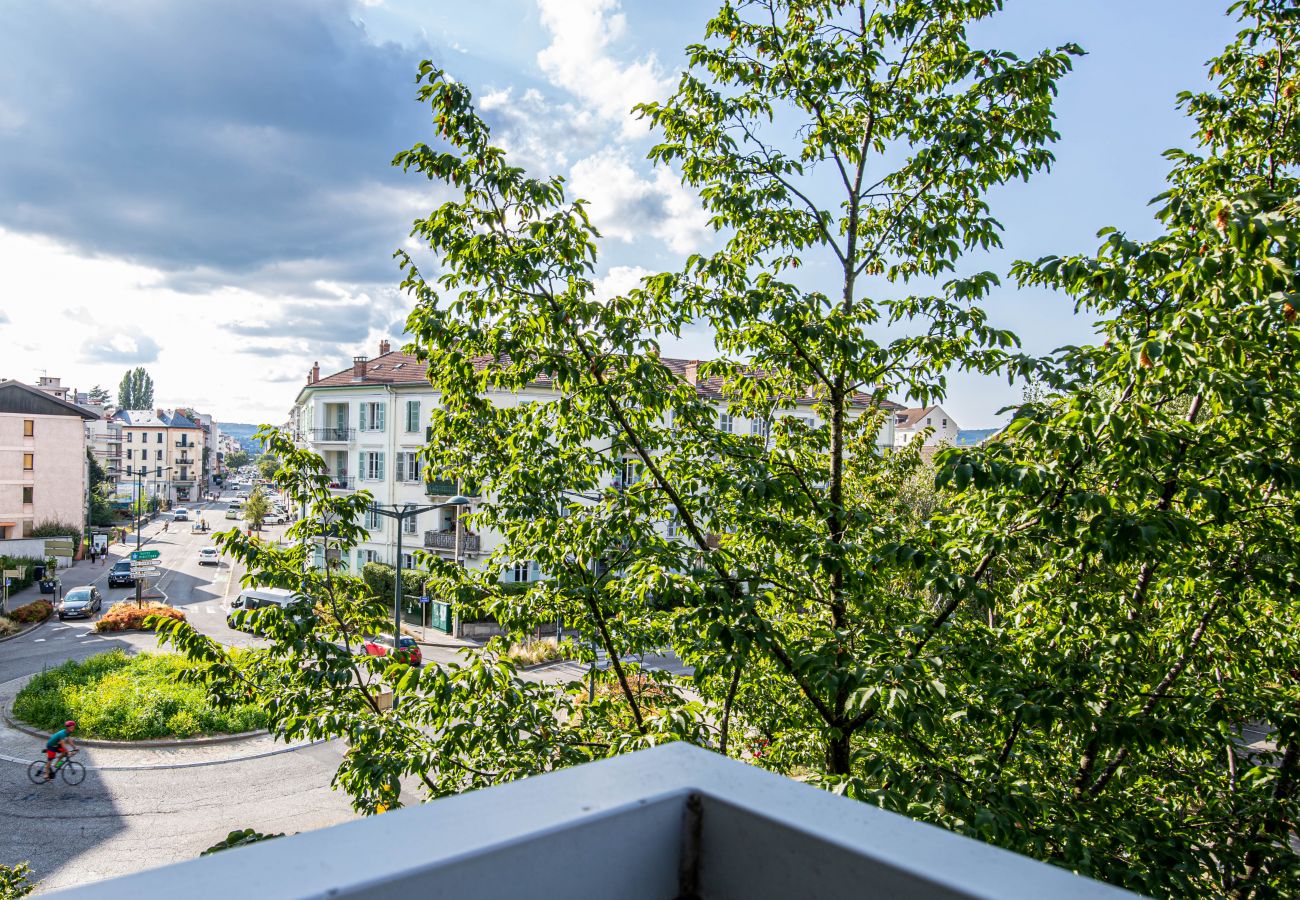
[
  {"x1": 256, "y1": 454, "x2": 280, "y2": 482},
  {"x1": 87, "y1": 385, "x2": 111, "y2": 405},
  {"x1": 242, "y1": 487, "x2": 270, "y2": 532},
  {"x1": 116, "y1": 367, "x2": 154, "y2": 410},
  {"x1": 0, "y1": 862, "x2": 34, "y2": 900},
  {"x1": 153, "y1": 2, "x2": 1299, "y2": 895},
  {"x1": 224, "y1": 449, "x2": 250, "y2": 470}
]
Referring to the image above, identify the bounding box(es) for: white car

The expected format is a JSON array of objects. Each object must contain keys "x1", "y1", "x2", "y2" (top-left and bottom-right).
[
  {"x1": 263, "y1": 513, "x2": 287, "y2": 525},
  {"x1": 197, "y1": 547, "x2": 219, "y2": 566},
  {"x1": 173, "y1": 508, "x2": 189, "y2": 521}
]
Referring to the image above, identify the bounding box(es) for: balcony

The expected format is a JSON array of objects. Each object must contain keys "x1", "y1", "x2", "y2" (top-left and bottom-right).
[
  {"x1": 51, "y1": 743, "x2": 1131, "y2": 900},
  {"x1": 311, "y1": 427, "x2": 355, "y2": 443},
  {"x1": 424, "y1": 477, "x2": 457, "y2": 496},
  {"x1": 326, "y1": 475, "x2": 354, "y2": 490},
  {"x1": 174, "y1": 440, "x2": 195, "y2": 448},
  {"x1": 424, "y1": 530, "x2": 480, "y2": 554}
]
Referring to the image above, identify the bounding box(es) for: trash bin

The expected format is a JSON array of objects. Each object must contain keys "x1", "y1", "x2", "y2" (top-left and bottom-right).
[{"x1": 33, "y1": 565, "x2": 45, "y2": 581}]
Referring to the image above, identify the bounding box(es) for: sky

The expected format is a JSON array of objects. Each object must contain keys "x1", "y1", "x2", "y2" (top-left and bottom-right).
[{"x1": 0, "y1": 0, "x2": 1239, "y2": 427}]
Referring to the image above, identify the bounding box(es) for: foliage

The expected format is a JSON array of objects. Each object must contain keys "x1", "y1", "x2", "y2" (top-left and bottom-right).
[
  {"x1": 200, "y1": 829, "x2": 285, "y2": 856},
  {"x1": 361, "y1": 561, "x2": 431, "y2": 615},
  {"x1": 153, "y1": 1, "x2": 1299, "y2": 895},
  {"x1": 0, "y1": 556, "x2": 43, "y2": 593},
  {"x1": 224, "y1": 449, "x2": 250, "y2": 470},
  {"x1": 94, "y1": 601, "x2": 185, "y2": 633},
  {"x1": 87, "y1": 452, "x2": 116, "y2": 527},
  {"x1": 0, "y1": 863, "x2": 34, "y2": 900},
  {"x1": 256, "y1": 454, "x2": 281, "y2": 481},
  {"x1": 87, "y1": 385, "x2": 112, "y2": 405},
  {"x1": 117, "y1": 367, "x2": 154, "y2": 410},
  {"x1": 9, "y1": 601, "x2": 51, "y2": 624},
  {"x1": 12, "y1": 651, "x2": 264, "y2": 740},
  {"x1": 0, "y1": 617, "x2": 20, "y2": 637},
  {"x1": 243, "y1": 487, "x2": 270, "y2": 532},
  {"x1": 30, "y1": 521, "x2": 81, "y2": 538},
  {"x1": 503, "y1": 638, "x2": 573, "y2": 668}
]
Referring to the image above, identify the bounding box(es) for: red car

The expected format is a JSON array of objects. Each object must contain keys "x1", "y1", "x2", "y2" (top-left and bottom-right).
[{"x1": 363, "y1": 634, "x2": 422, "y2": 667}]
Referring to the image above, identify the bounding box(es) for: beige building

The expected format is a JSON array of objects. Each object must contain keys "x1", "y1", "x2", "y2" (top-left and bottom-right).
[
  {"x1": 111, "y1": 409, "x2": 206, "y2": 506},
  {"x1": 0, "y1": 380, "x2": 98, "y2": 539},
  {"x1": 893, "y1": 405, "x2": 961, "y2": 448}
]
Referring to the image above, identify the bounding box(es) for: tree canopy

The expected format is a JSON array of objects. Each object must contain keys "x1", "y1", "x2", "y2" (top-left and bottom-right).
[
  {"x1": 156, "y1": 1, "x2": 1299, "y2": 895},
  {"x1": 116, "y1": 367, "x2": 154, "y2": 410}
]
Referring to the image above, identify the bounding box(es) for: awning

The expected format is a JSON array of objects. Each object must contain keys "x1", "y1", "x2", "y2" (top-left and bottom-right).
[{"x1": 0, "y1": 522, "x2": 15, "y2": 527}]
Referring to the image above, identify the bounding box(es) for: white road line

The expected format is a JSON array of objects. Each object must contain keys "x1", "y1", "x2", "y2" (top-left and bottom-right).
[{"x1": 32, "y1": 638, "x2": 45, "y2": 642}]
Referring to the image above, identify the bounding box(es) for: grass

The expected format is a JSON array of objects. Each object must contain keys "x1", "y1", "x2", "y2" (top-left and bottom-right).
[
  {"x1": 12, "y1": 650, "x2": 266, "y2": 741},
  {"x1": 504, "y1": 638, "x2": 574, "y2": 668},
  {"x1": 0, "y1": 616, "x2": 19, "y2": 637}
]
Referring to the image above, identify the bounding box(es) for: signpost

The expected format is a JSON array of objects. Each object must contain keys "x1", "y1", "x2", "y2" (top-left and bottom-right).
[{"x1": 130, "y1": 550, "x2": 160, "y2": 561}]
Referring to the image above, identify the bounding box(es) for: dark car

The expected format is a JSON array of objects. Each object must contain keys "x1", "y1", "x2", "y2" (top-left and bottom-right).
[
  {"x1": 363, "y1": 634, "x2": 423, "y2": 667},
  {"x1": 58, "y1": 586, "x2": 103, "y2": 620},
  {"x1": 108, "y1": 561, "x2": 135, "y2": 587}
]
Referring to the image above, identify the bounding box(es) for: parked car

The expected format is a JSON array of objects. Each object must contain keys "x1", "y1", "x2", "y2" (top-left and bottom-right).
[
  {"x1": 108, "y1": 561, "x2": 135, "y2": 587},
  {"x1": 228, "y1": 498, "x2": 244, "y2": 510},
  {"x1": 172, "y1": 508, "x2": 189, "y2": 522},
  {"x1": 197, "y1": 547, "x2": 219, "y2": 566},
  {"x1": 363, "y1": 634, "x2": 422, "y2": 667},
  {"x1": 263, "y1": 513, "x2": 287, "y2": 525},
  {"x1": 225, "y1": 507, "x2": 240, "y2": 520},
  {"x1": 57, "y1": 586, "x2": 103, "y2": 620}
]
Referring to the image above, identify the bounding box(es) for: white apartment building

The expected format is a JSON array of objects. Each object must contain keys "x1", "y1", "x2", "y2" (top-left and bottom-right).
[
  {"x1": 291, "y1": 342, "x2": 898, "y2": 579},
  {"x1": 893, "y1": 405, "x2": 960, "y2": 448},
  {"x1": 111, "y1": 409, "x2": 207, "y2": 506}
]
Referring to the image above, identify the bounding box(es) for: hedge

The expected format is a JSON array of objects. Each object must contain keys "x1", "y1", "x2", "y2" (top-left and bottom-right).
[
  {"x1": 12, "y1": 650, "x2": 265, "y2": 740},
  {"x1": 94, "y1": 601, "x2": 186, "y2": 633},
  {"x1": 9, "y1": 600, "x2": 51, "y2": 624},
  {"x1": 0, "y1": 555, "x2": 45, "y2": 593}
]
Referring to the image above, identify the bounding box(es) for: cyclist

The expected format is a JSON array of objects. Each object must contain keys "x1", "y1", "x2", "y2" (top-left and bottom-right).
[{"x1": 43, "y1": 720, "x2": 77, "y2": 782}]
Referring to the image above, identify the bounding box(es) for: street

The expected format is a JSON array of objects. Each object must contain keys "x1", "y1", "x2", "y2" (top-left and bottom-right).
[{"x1": 0, "y1": 493, "x2": 358, "y2": 894}]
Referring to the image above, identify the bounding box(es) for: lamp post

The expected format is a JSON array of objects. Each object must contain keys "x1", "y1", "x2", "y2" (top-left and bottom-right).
[
  {"x1": 368, "y1": 495, "x2": 471, "y2": 660},
  {"x1": 134, "y1": 465, "x2": 172, "y2": 606}
]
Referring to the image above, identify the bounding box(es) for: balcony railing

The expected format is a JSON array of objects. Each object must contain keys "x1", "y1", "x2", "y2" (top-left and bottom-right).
[
  {"x1": 51, "y1": 743, "x2": 1132, "y2": 900},
  {"x1": 424, "y1": 531, "x2": 480, "y2": 554},
  {"x1": 311, "y1": 427, "x2": 355, "y2": 442},
  {"x1": 425, "y1": 478, "x2": 457, "y2": 496},
  {"x1": 326, "y1": 475, "x2": 353, "y2": 490},
  {"x1": 174, "y1": 440, "x2": 194, "y2": 448}
]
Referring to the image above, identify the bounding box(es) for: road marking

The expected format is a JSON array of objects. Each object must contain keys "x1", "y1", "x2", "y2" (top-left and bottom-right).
[{"x1": 32, "y1": 638, "x2": 45, "y2": 642}]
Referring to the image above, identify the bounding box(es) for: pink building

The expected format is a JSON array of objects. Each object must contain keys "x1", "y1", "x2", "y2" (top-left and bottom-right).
[{"x1": 0, "y1": 380, "x2": 98, "y2": 539}]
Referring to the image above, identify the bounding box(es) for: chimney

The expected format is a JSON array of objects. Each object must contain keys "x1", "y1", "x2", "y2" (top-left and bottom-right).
[
  {"x1": 352, "y1": 356, "x2": 368, "y2": 379},
  {"x1": 379, "y1": 339, "x2": 391, "y2": 355},
  {"x1": 684, "y1": 360, "x2": 700, "y2": 386},
  {"x1": 309, "y1": 361, "x2": 320, "y2": 384}
]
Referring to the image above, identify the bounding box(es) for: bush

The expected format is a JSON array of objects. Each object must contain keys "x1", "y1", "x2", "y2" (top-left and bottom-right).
[
  {"x1": 0, "y1": 617, "x2": 18, "y2": 637},
  {"x1": 0, "y1": 862, "x2": 35, "y2": 899},
  {"x1": 9, "y1": 601, "x2": 51, "y2": 624},
  {"x1": 29, "y1": 521, "x2": 80, "y2": 539},
  {"x1": 93, "y1": 601, "x2": 185, "y2": 633},
  {"x1": 12, "y1": 650, "x2": 266, "y2": 740},
  {"x1": 0, "y1": 556, "x2": 44, "y2": 593},
  {"x1": 504, "y1": 638, "x2": 573, "y2": 667}
]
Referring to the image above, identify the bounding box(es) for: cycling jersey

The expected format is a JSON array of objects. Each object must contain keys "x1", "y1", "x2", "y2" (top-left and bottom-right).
[{"x1": 46, "y1": 729, "x2": 68, "y2": 751}]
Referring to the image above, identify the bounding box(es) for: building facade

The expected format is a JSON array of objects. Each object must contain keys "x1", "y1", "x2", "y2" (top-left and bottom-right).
[
  {"x1": 291, "y1": 342, "x2": 898, "y2": 578},
  {"x1": 0, "y1": 380, "x2": 98, "y2": 539},
  {"x1": 111, "y1": 409, "x2": 207, "y2": 506},
  {"x1": 893, "y1": 405, "x2": 961, "y2": 448}
]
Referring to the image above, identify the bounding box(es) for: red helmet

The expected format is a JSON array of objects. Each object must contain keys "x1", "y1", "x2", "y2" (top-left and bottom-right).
[{"x1": 65, "y1": 720, "x2": 77, "y2": 729}]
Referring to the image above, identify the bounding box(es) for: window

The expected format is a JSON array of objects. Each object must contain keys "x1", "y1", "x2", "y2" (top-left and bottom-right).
[
  {"x1": 361, "y1": 402, "x2": 386, "y2": 432},
  {"x1": 719, "y1": 412, "x2": 733, "y2": 433},
  {"x1": 22, "y1": 453, "x2": 33, "y2": 471},
  {"x1": 23, "y1": 419, "x2": 33, "y2": 437},
  {"x1": 22, "y1": 486, "x2": 33, "y2": 504},
  {"x1": 363, "y1": 549, "x2": 381, "y2": 565},
  {"x1": 666, "y1": 515, "x2": 681, "y2": 539},
  {"x1": 402, "y1": 515, "x2": 418, "y2": 536},
  {"x1": 156, "y1": 466, "x2": 163, "y2": 477},
  {"x1": 751, "y1": 417, "x2": 770, "y2": 440},
  {"x1": 401, "y1": 553, "x2": 416, "y2": 569},
  {"x1": 364, "y1": 509, "x2": 381, "y2": 531},
  {"x1": 405, "y1": 400, "x2": 421, "y2": 433},
  {"x1": 360, "y1": 451, "x2": 385, "y2": 481},
  {"x1": 127, "y1": 432, "x2": 133, "y2": 443},
  {"x1": 511, "y1": 560, "x2": 540, "y2": 583},
  {"x1": 156, "y1": 449, "x2": 163, "y2": 460},
  {"x1": 395, "y1": 451, "x2": 420, "y2": 483},
  {"x1": 157, "y1": 432, "x2": 163, "y2": 443},
  {"x1": 926, "y1": 417, "x2": 932, "y2": 426},
  {"x1": 942, "y1": 418, "x2": 947, "y2": 427},
  {"x1": 620, "y1": 458, "x2": 642, "y2": 487},
  {"x1": 126, "y1": 449, "x2": 133, "y2": 460}
]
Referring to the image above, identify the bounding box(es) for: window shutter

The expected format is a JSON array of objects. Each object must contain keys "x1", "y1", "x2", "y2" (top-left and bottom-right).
[
  {"x1": 395, "y1": 453, "x2": 406, "y2": 483},
  {"x1": 377, "y1": 404, "x2": 386, "y2": 432},
  {"x1": 376, "y1": 452, "x2": 385, "y2": 481}
]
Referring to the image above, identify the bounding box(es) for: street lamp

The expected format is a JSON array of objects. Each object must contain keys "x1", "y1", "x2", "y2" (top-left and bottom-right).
[{"x1": 368, "y1": 495, "x2": 471, "y2": 660}]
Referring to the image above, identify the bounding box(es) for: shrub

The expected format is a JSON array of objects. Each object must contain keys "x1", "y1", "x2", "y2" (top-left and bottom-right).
[
  {"x1": 504, "y1": 638, "x2": 573, "y2": 667},
  {"x1": 0, "y1": 617, "x2": 19, "y2": 637},
  {"x1": 12, "y1": 650, "x2": 266, "y2": 740},
  {"x1": 9, "y1": 601, "x2": 51, "y2": 624},
  {"x1": 0, "y1": 556, "x2": 43, "y2": 593},
  {"x1": 94, "y1": 601, "x2": 186, "y2": 633},
  {"x1": 29, "y1": 521, "x2": 80, "y2": 539},
  {"x1": 0, "y1": 862, "x2": 35, "y2": 899}
]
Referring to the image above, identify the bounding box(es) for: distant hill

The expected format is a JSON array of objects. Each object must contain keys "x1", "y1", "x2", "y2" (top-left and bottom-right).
[
  {"x1": 956, "y1": 428, "x2": 1000, "y2": 446},
  {"x1": 218, "y1": 423, "x2": 263, "y2": 454}
]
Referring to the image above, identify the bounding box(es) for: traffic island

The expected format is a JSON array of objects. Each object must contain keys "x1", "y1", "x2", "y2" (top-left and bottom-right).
[
  {"x1": 93, "y1": 601, "x2": 185, "y2": 633},
  {"x1": 0, "y1": 600, "x2": 53, "y2": 642},
  {"x1": 8, "y1": 649, "x2": 265, "y2": 743}
]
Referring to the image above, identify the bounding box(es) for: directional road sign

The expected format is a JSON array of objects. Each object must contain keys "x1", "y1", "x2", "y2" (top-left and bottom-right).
[
  {"x1": 130, "y1": 550, "x2": 161, "y2": 561},
  {"x1": 130, "y1": 565, "x2": 161, "y2": 577}
]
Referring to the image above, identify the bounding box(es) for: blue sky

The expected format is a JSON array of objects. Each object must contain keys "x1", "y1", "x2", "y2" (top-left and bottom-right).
[{"x1": 0, "y1": 0, "x2": 1237, "y2": 424}]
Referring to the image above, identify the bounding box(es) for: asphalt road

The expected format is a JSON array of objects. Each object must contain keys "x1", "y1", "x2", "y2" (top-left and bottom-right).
[{"x1": 0, "y1": 492, "x2": 359, "y2": 894}]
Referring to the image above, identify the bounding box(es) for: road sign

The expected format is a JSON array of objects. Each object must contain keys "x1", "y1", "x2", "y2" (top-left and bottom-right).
[
  {"x1": 130, "y1": 550, "x2": 161, "y2": 561},
  {"x1": 418, "y1": 595, "x2": 430, "y2": 605},
  {"x1": 130, "y1": 565, "x2": 160, "y2": 577}
]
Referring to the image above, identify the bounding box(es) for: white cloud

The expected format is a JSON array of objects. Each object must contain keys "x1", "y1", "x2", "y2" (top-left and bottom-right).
[
  {"x1": 568, "y1": 149, "x2": 709, "y2": 254},
  {"x1": 535, "y1": 0, "x2": 672, "y2": 139},
  {"x1": 594, "y1": 265, "x2": 652, "y2": 301}
]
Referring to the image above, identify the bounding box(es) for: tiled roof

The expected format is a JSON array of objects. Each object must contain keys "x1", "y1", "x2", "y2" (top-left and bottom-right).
[
  {"x1": 304, "y1": 352, "x2": 901, "y2": 410},
  {"x1": 894, "y1": 406, "x2": 937, "y2": 430}
]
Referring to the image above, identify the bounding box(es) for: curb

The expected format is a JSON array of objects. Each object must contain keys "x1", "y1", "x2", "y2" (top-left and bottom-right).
[
  {"x1": 0, "y1": 614, "x2": 50, "y2": 644},
  {"x1": 0, "y1": 737, "x2": 332, "y2": 772},
  {"x1": 3, "y1": 708, "x2": 268, "y2": 748}
]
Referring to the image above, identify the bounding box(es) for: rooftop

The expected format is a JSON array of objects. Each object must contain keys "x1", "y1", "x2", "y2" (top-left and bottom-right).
[{"x1": 53, "y1": 743, "x2": 1131, "y2": 900}]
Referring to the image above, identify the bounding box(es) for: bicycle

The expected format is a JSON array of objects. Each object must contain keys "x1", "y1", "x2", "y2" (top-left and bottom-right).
[{"x1": 27, "y1": 750, "x2": 85, "y2": 786}]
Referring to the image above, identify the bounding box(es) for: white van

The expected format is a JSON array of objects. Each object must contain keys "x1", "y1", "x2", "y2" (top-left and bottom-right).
[{"x1": 227, "y1": 587, "x2": 302, "y2": 630}]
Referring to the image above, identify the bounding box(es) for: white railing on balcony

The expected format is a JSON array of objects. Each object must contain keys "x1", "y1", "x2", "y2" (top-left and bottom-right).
[
  {"x1": 424, "y1": 530, "x2": 480, "y2": 554},
  {"x1": 51, "y1": 743, "x2": 1133, "y2": 900}
]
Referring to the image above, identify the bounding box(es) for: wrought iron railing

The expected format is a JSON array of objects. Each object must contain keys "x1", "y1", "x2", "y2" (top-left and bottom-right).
[
  {"x1": 311, "y1": 427, "x2": 355, "y2": 442},
  {"x1": 424, "y1": 531, "x2": 480, "y2": 554}
]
